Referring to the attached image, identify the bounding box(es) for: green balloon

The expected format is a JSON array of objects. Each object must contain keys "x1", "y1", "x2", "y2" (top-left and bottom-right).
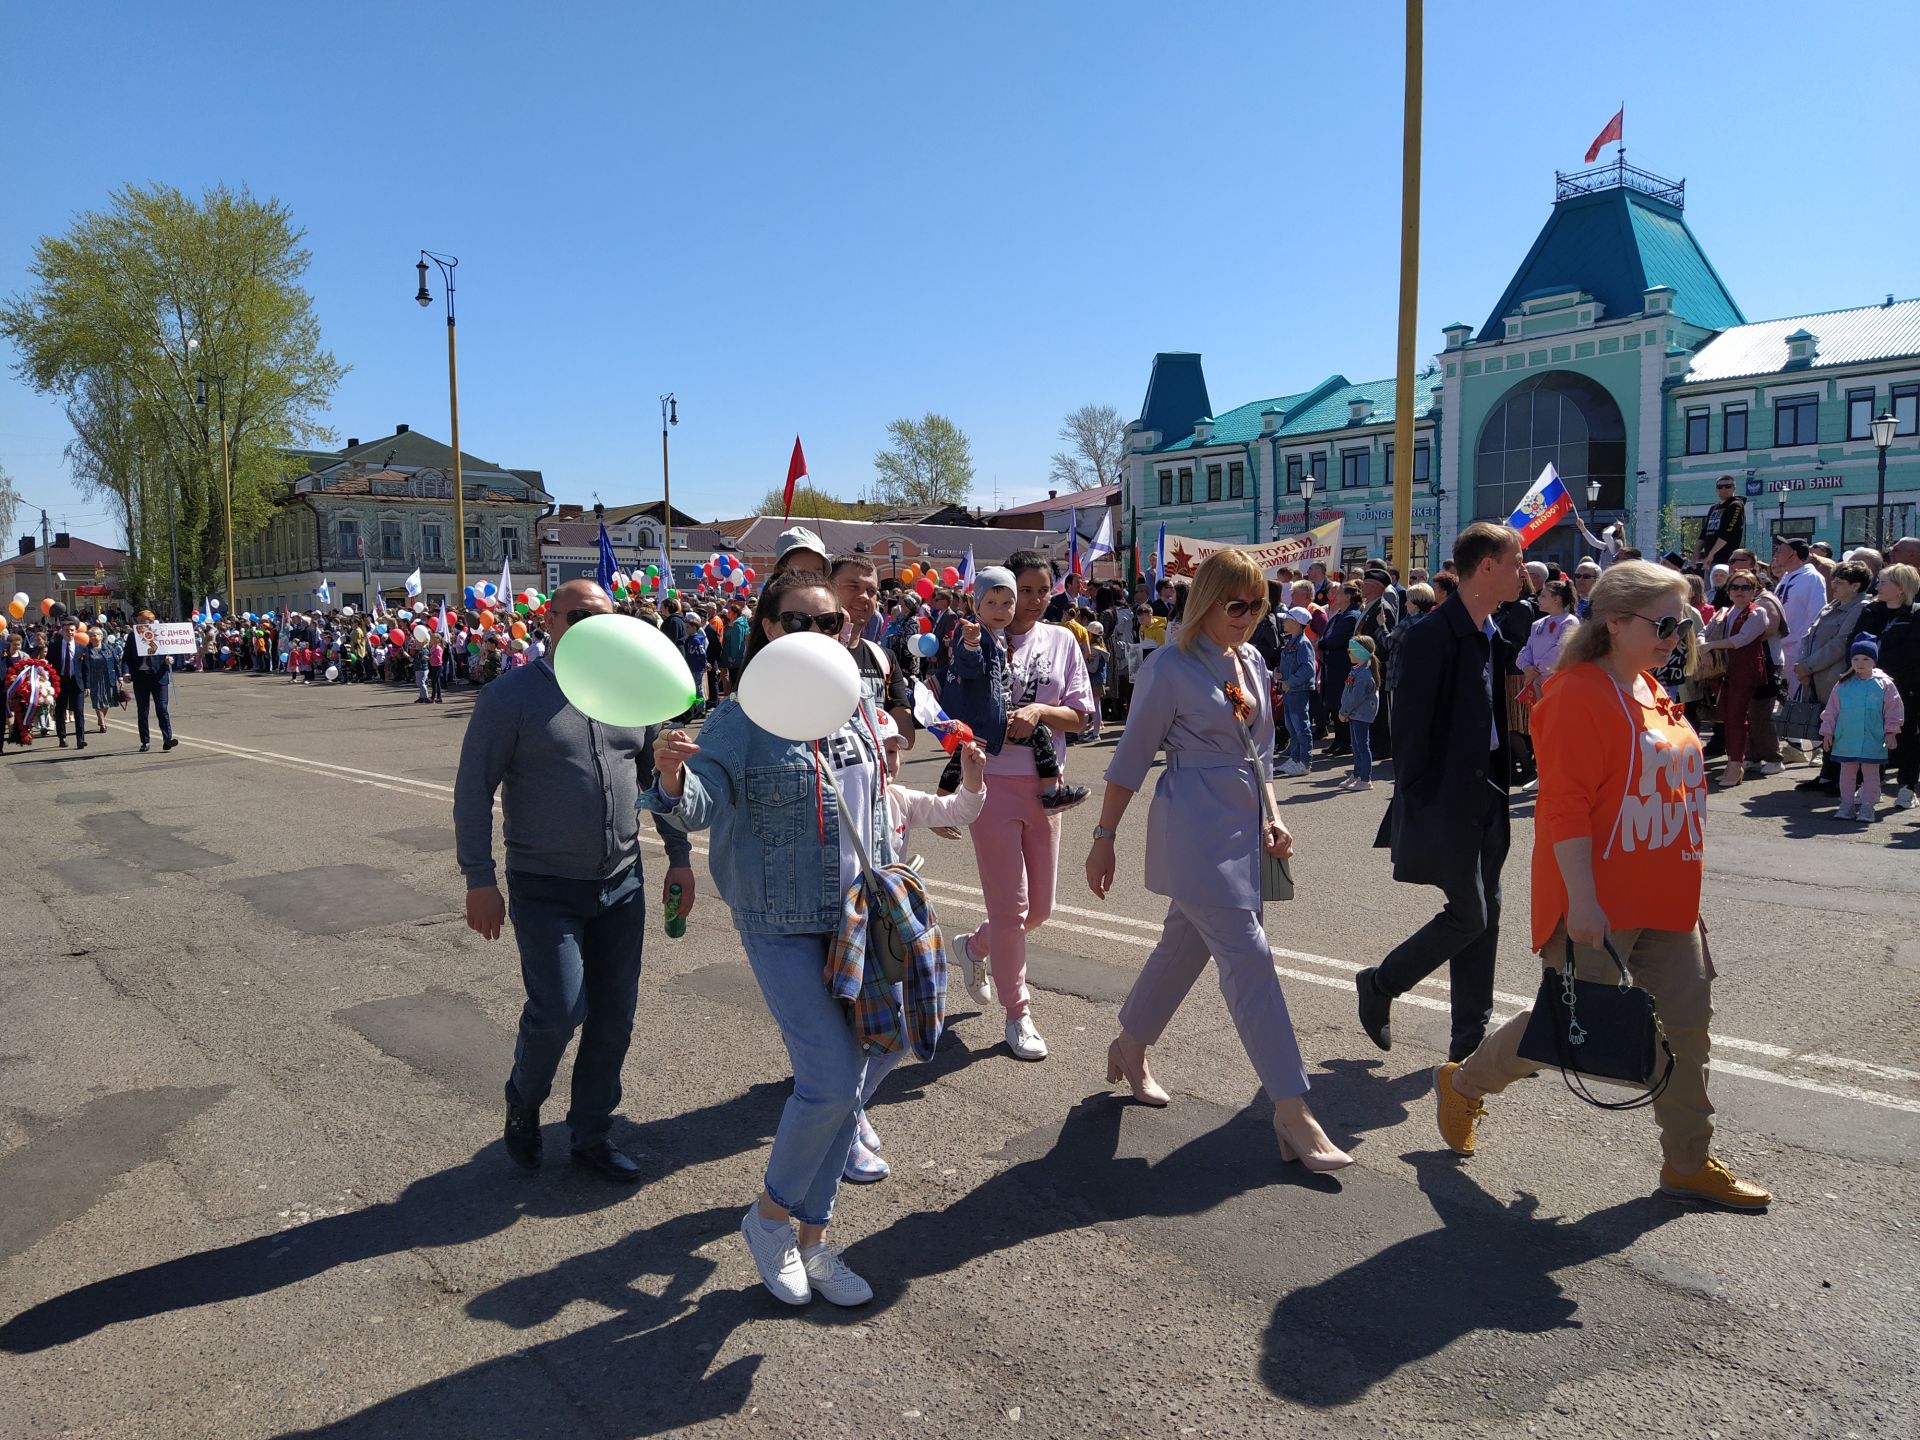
[
  {"x1": 645, "y1": 564, "x2": 659, "y2": 577},
  {"x1": 553, "y1": 613, "x2": 697, "y2": 727}
]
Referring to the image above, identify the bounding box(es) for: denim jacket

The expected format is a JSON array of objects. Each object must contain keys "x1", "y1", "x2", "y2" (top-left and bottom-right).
[
  {"x1": 1278, "y1": 633, "x2": 1317, "y2": 693},
  {"x1": 940, "y1": 627, "x2": 1009, "y2": 755},
  {"x1": 639, "y1": 697, "x2": 895, "y2": 934}
]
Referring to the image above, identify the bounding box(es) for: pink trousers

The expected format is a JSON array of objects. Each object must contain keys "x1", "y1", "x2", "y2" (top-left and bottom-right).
[{"x1": 965, "y1": 773, "x2": 1059, "y2": 1021}]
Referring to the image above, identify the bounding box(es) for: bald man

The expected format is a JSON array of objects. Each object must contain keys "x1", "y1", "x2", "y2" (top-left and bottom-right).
[{"x1": 454, "y1": 579, "x2": 696, "y2": 1181}]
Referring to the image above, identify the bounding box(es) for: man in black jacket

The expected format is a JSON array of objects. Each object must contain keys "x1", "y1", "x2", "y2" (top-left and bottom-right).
[
  {"x1": 1362, "y1": 522, "x2": 1526, "y2": 1062},
  {"x1": 1318, "y1": 583, "x2": 1361, "y2": 754},
  {"x1": 49, "y1": 617, "x2": 90, "y2": 750}
]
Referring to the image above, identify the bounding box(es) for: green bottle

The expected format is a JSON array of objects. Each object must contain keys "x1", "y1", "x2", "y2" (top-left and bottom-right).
[{"x1": 665, "y1": 883, "x2": 687, "y2": 939}]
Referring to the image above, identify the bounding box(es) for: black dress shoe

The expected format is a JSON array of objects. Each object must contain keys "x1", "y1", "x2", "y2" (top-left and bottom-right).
[
  {"x1": 1355, "y1": 967, "x2": 1392, "y2": 1051},
  {"x1": 1448, "y1": 1030, "x2": 1487, "y2": 1064},
  {"x1": 162, "y1": 737, "x2": 179, "y2": 750},
  {"x1": 570, "y1": 1140, "x2": 644, "y2": 1182},
  {"x1": 504, "y1": 1104, "x2": 542, "y2": 1171}
]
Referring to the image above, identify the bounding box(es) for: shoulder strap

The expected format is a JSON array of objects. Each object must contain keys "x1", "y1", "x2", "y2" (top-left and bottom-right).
[{"x1": 1227, "y1": 649, "x2": 1281, "y2": 830}]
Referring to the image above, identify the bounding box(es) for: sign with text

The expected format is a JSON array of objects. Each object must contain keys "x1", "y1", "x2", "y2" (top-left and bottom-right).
[
  {"x1": 132, "y1": 620, "x2": 196, "y2": 656},
  {"x1": 1164, "y1": 520, "x2": 1345, "y2": 580}
]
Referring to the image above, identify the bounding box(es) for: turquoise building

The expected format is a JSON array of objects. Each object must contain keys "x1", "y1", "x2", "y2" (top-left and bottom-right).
[{"x1": 1125, "y1": 160, "x2": 1919, "y2": 575}]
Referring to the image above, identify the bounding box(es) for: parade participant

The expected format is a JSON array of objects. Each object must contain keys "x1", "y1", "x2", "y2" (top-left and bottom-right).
[
  {"x1": 1087, "y1": 549, "x2": 1350, "y2": 1170},
  {"x1": 49, "y1": 617, "x2": 90, "y2": 750},
  {"x1": 957, "y1": 551, "x2": 1097, "y2": 1061},
  {"x1": 830, "y1": 554, "x2": 914, "y2": 743},
  {"x1": 3, "y1": 650, "x2": 59, "y2": 752},
  {"x1": 1362, "y1": 522, "x2": 1525, "y2": 1063},
  {"x1": 1274, "y1": 605, "x2": 1317, "y2": 778},
  {"x1": 772, "y1": 526, "x2": 829, "y2": 577},
  {"x1": 1337, "y1": 633, "x2": 1380, "y2": 792},
  {"x1": 1317, "y1": 583, "x2": 1359, "y2": 755},
  {"x1": 86, "y1": 623, "x2": 123, "y2": 733},
  {"x1": 454, "y1": 579, "x2": 696, "y2": 1184},
  {"x1": 646, "y1": 569, "x2": 892, "y2": 1307},
  {"x1": 122, "y1": 611, "x2": 178, "y2": 753},
  {"x1": 1436, "y1": 560, "x2": 1770, "y2": 1212}
]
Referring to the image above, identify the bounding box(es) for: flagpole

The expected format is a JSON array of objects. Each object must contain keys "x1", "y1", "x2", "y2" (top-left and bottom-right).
[{"x1": 1390, "y1": 0, "x2": 1423, "y2": 577}]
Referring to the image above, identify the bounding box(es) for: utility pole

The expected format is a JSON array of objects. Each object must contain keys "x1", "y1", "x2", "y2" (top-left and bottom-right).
[
  {"x1": 40, "y1": 509, "x2": 52, "y2": 614},
  {"x1": 1389, "y1": 0, "x2": 1423, "y2": 574}
]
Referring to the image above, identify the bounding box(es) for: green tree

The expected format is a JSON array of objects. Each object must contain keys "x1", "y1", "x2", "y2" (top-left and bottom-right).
[
  {"x1": 1048, "y1": 402, "x2": 1125, "y2": 491},
  {"x1": 752, "y1": 481, "x2": 861, "y2": 520},
  {"x1": 0, "y1": 461, "x2": 17, "y2": 554},
  {"x1": 871, "y1": 413, "x2": 974, "y2": 508},
  {"x1": 0, "y1": 183, "x2": 344, "y2": 610}
]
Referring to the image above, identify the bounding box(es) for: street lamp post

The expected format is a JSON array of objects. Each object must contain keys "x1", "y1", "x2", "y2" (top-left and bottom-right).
[
  {"x1": 1871, "y1": 410, "x2": 1897, "y2": 550},
  {"x1": 195, "y1": 372, "x2": 236, "y2": 614},
  {"x1": 1301, "y1": 473, "x2": 1316, "y2": 535},
  {"x1": 660, "y1": 393, "x2": 678, "y2": 558},
  {"x1": 415, "y1": 251, "x2": 465, "y2": 596},
  {"x1": 1586, "y1": 477, "x2": 1602, "y2": 558}
]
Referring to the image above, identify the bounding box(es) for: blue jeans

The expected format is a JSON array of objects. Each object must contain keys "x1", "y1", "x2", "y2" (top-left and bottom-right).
[
  {"x1": 741, "y1": 931, "x2": 868, "y2": 1225},
  {"x1": 1283, "y1": 690, "x2": 1312, "y2": 767},
  {"x1": 504, "y1": 865, "x2": 647, "y2": 1149},
  {"x1": 1349, "y1": 718, "x2": 1373, "y2": 781}
]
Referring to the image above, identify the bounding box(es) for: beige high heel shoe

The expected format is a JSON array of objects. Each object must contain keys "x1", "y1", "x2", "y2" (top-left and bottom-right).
[
  {"x1": 1272, "y1": 1101, "x2": 1354, "y2": 1172},
  {"x1": 1105, "y1": 1035, "x2": 1171, "y2": 1106}
]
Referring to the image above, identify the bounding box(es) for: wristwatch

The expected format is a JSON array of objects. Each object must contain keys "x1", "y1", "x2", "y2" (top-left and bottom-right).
[{"x1": 1092, "y1": 824, "x2": 1117, "y2": 842}]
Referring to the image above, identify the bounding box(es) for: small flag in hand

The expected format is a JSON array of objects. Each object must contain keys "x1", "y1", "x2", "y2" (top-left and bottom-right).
[{"x1": 911, "y1": 681, "x2": 975, "y2": 754}]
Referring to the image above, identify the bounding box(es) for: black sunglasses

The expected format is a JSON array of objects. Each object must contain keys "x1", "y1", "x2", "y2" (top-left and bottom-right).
[
  {"x1": 1728, "y1": 582, "x2": 1758, "y2": 593},
  {"x1": 1222, "y1": 598, "x2": 1263, "y2": 619},
  {"x1": 565, "y1": 608, "x2": 594, "y2": 625},
  {"x1": 777, "y1": 609, "x2": 846, "y2": 635},
  {"x1": 1633, "y1": 613, "x2": 1687, "y2": 639},
  {"x1": 1717, "y1": 483, "x2": 1734, "y2": 491}
]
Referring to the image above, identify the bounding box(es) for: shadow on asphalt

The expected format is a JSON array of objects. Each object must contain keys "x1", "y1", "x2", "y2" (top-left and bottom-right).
[
  {"x1": 1260, "y1": 1157, "x2": 1684, "y2": 1407},
  {"x1": 0, "y1": 1079, "x2": 796, "y2": 1362}
]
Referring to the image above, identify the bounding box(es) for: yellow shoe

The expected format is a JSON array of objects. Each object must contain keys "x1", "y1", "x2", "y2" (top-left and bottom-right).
[
  {"x1": 1434, "y1": 1062, "x2": 1486, "y2": 1156},
  {"x1": 1659, "y1": 1157, "x2": 1771, "y2": 1212}
]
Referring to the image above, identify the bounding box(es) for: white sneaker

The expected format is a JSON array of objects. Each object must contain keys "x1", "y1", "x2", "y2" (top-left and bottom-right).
[
  {"x1": 739, "y1": 1205, "x2": 810, "y2": 1305},
  {"x1": 1277, "y1": 760, "x2": 1307, "y2": 778},
  {"x1": 1336, "y1": 775, "x2": 1358, "y2": 791},
  {"x1": 959, "y1": 933, "x2": 992, "y2": 1007},
  {"x1": 801, "y1": 1245, "x2": 873, "y2": 1306},
  {"x1": 1836, "y1": 802, "x2": 1857, "y2": 821},
  {"x1": 1897, "y1": 787, "x2": 1916, "y2": 810},
  {"x1": 1757, "y1": 761, "x2": 1784, "y2": 776},
  {"x1": 1005, "y1": 1015, "x2": 1048, "y2": 1061},
  {"x1": 1350, "y1": 779, "x2": 1374, "y2": 792}
]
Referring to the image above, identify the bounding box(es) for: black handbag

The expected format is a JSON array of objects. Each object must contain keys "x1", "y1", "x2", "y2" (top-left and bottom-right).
[
  {"x1": 1774, "y1": 682, "x2": 1824, "y2": 744},
  {"x1": 1517, "y1": 937, "x2": 1675, "y2": 1111}
]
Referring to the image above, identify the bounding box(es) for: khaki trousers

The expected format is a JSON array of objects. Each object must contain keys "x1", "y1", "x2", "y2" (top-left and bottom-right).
[{"x1": 1455, "y1": 923, "x2": 1717, "y2": 1173}]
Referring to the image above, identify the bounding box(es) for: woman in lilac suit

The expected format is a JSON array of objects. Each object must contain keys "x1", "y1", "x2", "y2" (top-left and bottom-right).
[{"x1": 1084, "y1": 550, "x2": 1352, "y2": 1172}]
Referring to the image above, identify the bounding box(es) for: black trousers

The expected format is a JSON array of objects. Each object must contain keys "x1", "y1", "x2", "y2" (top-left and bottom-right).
[
  {"x1": 132, "y1": 675, "x2": 174, "y2": 745},
  {"x1": 1376, "y1": 804, "x2": 1509, "y2": 1059},
  {"x1": 53, "y1": 684, "x2": 87, "y2": 745}
]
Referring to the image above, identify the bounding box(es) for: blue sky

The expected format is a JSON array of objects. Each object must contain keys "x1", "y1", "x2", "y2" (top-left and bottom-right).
[{"x1": 3, "y1": 0, "x2": 1917, "y2": 546}]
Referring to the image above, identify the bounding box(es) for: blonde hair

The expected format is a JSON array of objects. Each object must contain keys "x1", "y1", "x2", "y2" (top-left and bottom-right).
[
  {"x1": 1556, "y1": 560, "x2": 1689, "y2": 670},
  {"x1": 1881, "y1": 563, "x2": 1920, "y2": 607},
  {"x1": 1176, "y1": 548, "x2": 1270, "y2": 653}
]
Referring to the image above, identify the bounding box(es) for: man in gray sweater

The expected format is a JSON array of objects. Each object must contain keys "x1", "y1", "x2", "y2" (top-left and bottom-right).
[{"x1": 454, "y1": 579, "x2": 695, "y2": 1181}]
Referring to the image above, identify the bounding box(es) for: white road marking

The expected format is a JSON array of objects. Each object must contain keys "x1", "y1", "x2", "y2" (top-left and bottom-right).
[{"x1": 120, "y1": 718, "x2": 1920, "y2": 1114}]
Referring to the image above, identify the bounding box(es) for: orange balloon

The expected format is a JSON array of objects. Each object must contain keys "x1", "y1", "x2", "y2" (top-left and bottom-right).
[
  {"x1": 76, "y1": 632, "x2": 91, "y2": 647},
  {"x1": 39, "y1": 598, "x2": 53, "y2": 615},
  {"x1": 902, "y1": 564, "x2": 920, "y2": 583},
  {"x1": 4, "y1": 602, "x2": 19, "y2": 620},
  {"x1": 509, "y1": 620, "x2": 528, "y2": 640},
  {"x1": 478, "y1": 610, "x2": 496, "y2": 629}
]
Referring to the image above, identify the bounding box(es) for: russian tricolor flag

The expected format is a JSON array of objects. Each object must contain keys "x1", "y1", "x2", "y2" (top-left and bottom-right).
[
  {"x1": 911, "y1": 680, "x2": 975, "y2": 754},
  {"x1": 1507, "y1": 463, "x2": 1574, "y2": 545}
]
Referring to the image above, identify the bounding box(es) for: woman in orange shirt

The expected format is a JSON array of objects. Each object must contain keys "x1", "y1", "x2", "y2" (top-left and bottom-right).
[{"x1": 1433, "y1": 561, "x2": 1770, "y2": 1212}]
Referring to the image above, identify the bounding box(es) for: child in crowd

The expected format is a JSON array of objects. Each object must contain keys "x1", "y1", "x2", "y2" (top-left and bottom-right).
[
  {"x1": 1275, "y1": 605, "x2": 1318, "y2": 778},
  {"x1": 844, "y1": 724, "x2": 990, "y2": 1183},
  {"x1": 936, "y1": 567, "x2": 1088, "y2": 811},
  {"x1": 1820, "y1": 634, "x2": 1905, "y2": 821},
  {"x1": 1338, "y1": 633, "x2": 1381, "y2": 792},
  {"x1": 1084, "y1": 621, "x2": 1108, "y2": 743}
]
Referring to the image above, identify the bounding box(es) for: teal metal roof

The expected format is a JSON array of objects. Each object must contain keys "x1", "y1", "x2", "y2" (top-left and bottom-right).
[
  {"x1": 1157, "y1": 384, "x2": 1322, "y2": 451},
  {"x1": 1682, "y1": 297, "x2": 1920, "y2": 384},
  {"x1": 1137, "y1": 353, "x2": 1212, "y2": 451},
  {"x1": 1479, "y1": 184, "x2": 1743, "y2": 340},
  {"x1": 1276, "y1": 371, "x2": 1442, "y2": 437}
]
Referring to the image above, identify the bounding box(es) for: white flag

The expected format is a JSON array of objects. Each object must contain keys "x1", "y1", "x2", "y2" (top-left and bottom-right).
[
  {"x1": 404, "y1": 566, "x2": 423, "y2": 598},
  {"x1": 1086, "y1": 508, "x2": 1115, "y2": 562},
  {"x1": 498, "y1": 557, "x2": 512, "y2": 602},
  {"x1": 313, "y1": 578, "x2": 329, "y2": 606}
]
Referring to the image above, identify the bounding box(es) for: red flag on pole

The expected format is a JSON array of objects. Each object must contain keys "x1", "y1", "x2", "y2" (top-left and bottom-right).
[
  {"x1": 1584, "y1": 106, "x2": 1624, "y2": 164},
  {"x1": 782, "y1": 437, "x2": 807, "y2": 520}
]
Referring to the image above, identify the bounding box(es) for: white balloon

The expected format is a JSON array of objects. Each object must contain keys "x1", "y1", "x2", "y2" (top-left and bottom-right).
[
  {"x1": 324, "y1": 664, "x2": 340, "y2": 681},
  {"x1": 412, "y1": 624, "x2": 431, "y2": 644},
  {"x1": 10, "y1": 592, "x2": 25, "y2": 607},
  {"x1": 735, "y1": 631, "x2": 861, "y2": 741}
]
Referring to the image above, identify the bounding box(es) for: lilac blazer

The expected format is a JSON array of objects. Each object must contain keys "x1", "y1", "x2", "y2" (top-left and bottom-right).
[{"x1": 1104, "y1": 641, "x2": 1274, "y2": 910}]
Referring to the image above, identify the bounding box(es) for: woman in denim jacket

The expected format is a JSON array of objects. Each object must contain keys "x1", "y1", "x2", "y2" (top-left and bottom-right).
[{"x1": 646, "y1": 570, "x2": 892, "y2": 1310}]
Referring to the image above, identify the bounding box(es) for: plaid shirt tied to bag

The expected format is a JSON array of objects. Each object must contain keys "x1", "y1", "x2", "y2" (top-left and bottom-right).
[{"x1": 825, "y1": 865, "x2": 948, "y2": 1059}]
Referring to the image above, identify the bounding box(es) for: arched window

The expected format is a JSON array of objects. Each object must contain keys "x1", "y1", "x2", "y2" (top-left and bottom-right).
[{"x1": 1475, "y1": 370, "x2": 1627, "y2": 524}]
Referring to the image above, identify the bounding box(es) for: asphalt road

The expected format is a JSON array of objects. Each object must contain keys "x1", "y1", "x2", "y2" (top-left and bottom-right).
[{"x1": 2, "y1": 672, "x2": 1916, "y2": 1440}]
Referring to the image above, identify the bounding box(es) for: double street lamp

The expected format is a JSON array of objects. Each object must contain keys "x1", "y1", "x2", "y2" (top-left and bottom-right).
[
  {"x1": 192, "y1": 362, "x2": 236, "y2": 615},
  {"x1": 660, "y1": 393, "x2": 678, "y2": 558},
  {"x1": 415, "y1": 250, "x2": 467, "y2": 595},
  {"x1": 1871, "y1": 410, "x2": 1897, "y2": 550}
]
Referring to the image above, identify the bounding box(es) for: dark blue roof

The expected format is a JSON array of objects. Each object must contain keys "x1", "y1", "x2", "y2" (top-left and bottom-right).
[
  {"x1": 1478, "y1": 185, "x2": 1743, "y2": 341},
  {"x1": 1137, "y1": 353, "x2": 1212, "y2": 451}
]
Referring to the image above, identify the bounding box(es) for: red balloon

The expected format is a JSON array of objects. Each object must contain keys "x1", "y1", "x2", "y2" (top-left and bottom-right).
[
  {"x1": 941, "y1": 567, "x2": 960, "y2": 586},
  {"x1": 919, "y1": 615, "x2": 933, "y2": 633},
  {"x1": 703, "y1": 563, "x2": 716, "y2": 578},
  {"x1": 743, "y1": 568, "x2": 756, "y2": 582},
  {"x1": 915, "y1": 577, "x2": 935, "y2": 599}
]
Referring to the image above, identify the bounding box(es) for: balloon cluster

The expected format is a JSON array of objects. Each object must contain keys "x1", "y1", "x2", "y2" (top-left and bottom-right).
[
  {"x1": 897, "y1": 562, "x2": 962, "y2": 602},
  {"x1": 699, "y1": 552, "x2": 756, "y2": 596},
  {"x1": 609, "y1": 567, "x2": 680, "y2": 602},
  {"x1": 6, "y1": 591, "x2": 27, "y2": 620}
]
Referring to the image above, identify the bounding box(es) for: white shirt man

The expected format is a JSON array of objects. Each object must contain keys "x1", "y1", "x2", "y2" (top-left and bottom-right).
[{"x1": 1770, "y1": 537, "x2": 1824, "y2": 674}]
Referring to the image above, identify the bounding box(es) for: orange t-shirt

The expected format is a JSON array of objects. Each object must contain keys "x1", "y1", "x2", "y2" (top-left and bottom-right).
[{"x1": 1529, "y1": 662, "x2": 1707, "y2": 951}]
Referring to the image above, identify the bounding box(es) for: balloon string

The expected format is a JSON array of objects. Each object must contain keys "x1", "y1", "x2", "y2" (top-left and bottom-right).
[{"x1": 812, "y1": 739, "x2": 825, "y2": 844}]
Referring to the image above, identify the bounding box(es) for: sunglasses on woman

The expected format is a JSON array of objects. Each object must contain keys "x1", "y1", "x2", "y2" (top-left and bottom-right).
[
  {"x1": 1633, "y1": 613, "x2": 1688, "y2": 639},
  {"x1": 1727, "y1": 583, "x2": 1757, "y2": 594},
  {"x1": 1222, "y1": 598, "x2": 1263, "y2": 619},
  {"x1": 777, "y1": 609, "x2": 846, "y2": 635}
]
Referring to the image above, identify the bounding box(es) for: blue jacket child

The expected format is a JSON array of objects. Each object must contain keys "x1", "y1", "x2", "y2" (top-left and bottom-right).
[{"x1": 939, "y1": 567, "x2": 1018, "y2": 757}]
